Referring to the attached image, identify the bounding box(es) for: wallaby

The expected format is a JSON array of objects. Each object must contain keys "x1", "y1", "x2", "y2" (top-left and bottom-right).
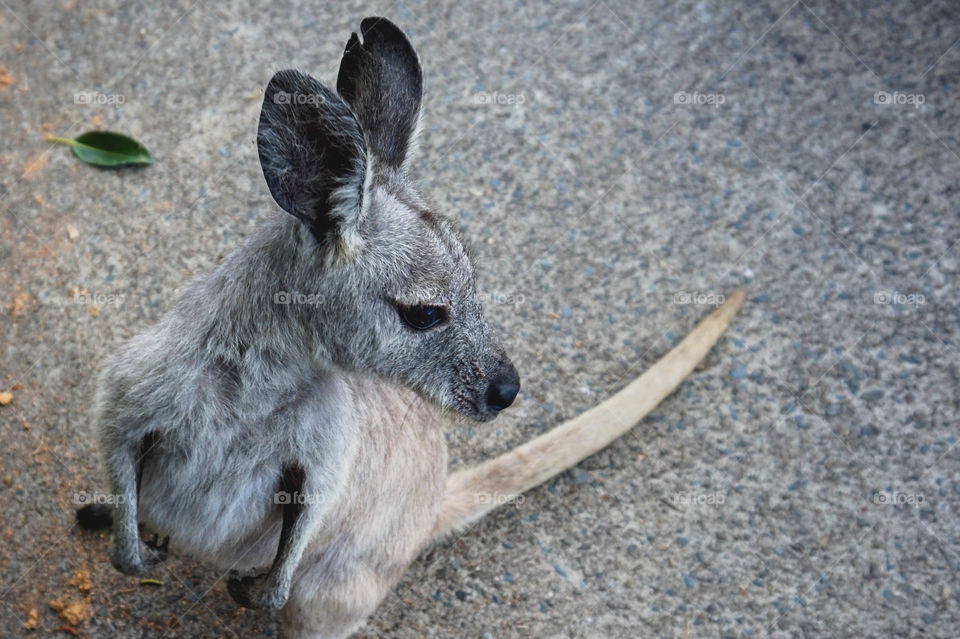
[{"x1": 80, "y1": 17, "x2": 744, "y2": 639}]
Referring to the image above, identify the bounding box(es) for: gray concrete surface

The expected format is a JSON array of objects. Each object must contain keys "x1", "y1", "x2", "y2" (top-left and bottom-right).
[{"x1": 1, "y1": 1, "x2": 958, "y2": 637}]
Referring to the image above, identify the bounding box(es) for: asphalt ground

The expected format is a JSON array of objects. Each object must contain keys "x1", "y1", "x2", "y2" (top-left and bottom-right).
[{"x1": 1, "y1": 1, "x2": 958, "y2": 637}]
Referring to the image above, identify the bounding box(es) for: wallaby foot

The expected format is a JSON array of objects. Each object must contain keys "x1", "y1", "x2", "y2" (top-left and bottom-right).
[
  {"x1": 109, "y1": 543, "x2": 151, "y2": 576},
  {"x1": 227, "y1": 571, "x2": 290, "y2": 610},
  {"x1": 144, "y1": 532, "x2": 170, "y2": 561}
]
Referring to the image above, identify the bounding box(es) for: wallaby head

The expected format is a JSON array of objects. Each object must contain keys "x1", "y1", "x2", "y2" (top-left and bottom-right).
[{"x1": 255, "y1": 17, "x2": 519, "y2": 422}]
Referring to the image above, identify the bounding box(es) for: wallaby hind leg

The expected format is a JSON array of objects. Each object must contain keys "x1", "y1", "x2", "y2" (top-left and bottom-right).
[{"x1": 278, "y1": 564, "x2": 397, "y2": 639}]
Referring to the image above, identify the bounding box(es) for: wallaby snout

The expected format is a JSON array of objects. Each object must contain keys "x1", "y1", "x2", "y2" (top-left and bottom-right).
[{"x1": 486, "y1": 361, "x2": 520, "y2": 411}]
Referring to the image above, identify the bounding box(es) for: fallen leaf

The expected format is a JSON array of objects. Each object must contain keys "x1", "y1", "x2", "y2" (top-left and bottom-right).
[
  {"x1": 0, "y1": 392, "x2": 12, "y2": 406},
  {"x1": 33, "y1": 193, "x2": 45, "y2": 206},
  {"x1": 87, "y1": 305, "x2": 100, "y2": 317},
  {"x1": 46, "y1": 131, "x2": 153, "y2": 168}
]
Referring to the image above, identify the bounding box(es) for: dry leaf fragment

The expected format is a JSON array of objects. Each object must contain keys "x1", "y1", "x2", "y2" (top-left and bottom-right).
[
  {"x1": 21, "y1": 151, "x2": 48, "y2": 181},
  {"x1": 9, "y1": 289, "x2": 33, "y2": 316},
  {"x1": 23, "y1": 607, "x2": 38, "y2": 630},
  {"x1": 0, "y1": 65, "x2": 13, "y2": 89}
]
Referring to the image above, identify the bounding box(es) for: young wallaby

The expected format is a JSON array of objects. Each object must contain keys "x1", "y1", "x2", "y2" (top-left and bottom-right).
[{"x1": 83, "y1": 17, "x2": 744, "y2": 638}]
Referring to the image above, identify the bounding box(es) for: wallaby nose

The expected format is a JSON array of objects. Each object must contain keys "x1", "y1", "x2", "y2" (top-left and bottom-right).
[{"x1": 486, "y1": 363, "x2": 520, "y2": 411}]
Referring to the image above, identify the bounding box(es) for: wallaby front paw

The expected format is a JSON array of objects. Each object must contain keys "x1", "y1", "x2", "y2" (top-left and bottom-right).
[{"x1": 227, "y1": 572, "x2": 290, "y2": 610}]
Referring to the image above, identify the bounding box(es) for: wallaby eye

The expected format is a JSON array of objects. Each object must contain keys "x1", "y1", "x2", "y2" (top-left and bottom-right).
[{"x1": 397, "y1": 304, "x2": 446, "y2": 331}]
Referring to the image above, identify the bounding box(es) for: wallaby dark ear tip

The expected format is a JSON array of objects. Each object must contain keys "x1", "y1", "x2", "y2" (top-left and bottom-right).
[
  {"x1": 355, "y1": 17, "x2": 419, "y2": 58},
  {"x1": 264, "y1": 69, "x2": 308, "y2": 94},
  {"x1": 268, "y1": 68, "x2": 297, "y2": 81},
  {"x1": 345, "y1": 32, "x2": 360, "y2": 50},
  {"x1": 359, "y1": 16, "x2": 401, "y2": 35},
  {"x1": 338, "y1": 16, "x2": 422, "y2": 169}
]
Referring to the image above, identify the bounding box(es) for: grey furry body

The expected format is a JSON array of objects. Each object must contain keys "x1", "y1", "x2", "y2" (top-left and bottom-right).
[
  {"x1": 95, "y1": 17, "x2": 516, "y2": 635},
  {"x1": 97, "y1": 207, "x2": 458, "y2": 634},
  {"x1": 91, "y1": 17, "x2": 746, "y2": 639}
]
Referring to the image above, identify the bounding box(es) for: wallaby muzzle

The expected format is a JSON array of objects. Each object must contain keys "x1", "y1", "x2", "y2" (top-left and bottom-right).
[{"x1": 486, "y1": 360, "x2": 520, "y2": 411}]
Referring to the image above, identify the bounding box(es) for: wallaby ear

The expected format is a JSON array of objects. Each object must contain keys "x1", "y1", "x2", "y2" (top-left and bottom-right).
[
  {"x1": 257, "y1": 69, "x2": 368, "y2": 247},
  {"x1": 337, "y1": 17, "x2": 423, "y2": 171}
]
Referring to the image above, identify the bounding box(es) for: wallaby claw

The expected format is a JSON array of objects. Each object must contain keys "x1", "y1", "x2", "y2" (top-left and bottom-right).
[
  {"x1": 144, "y1": 533, "x2": 170, "y2": 564},
  {"x1": 227, "y1": 571, "x2": 289, "y2": 610}
]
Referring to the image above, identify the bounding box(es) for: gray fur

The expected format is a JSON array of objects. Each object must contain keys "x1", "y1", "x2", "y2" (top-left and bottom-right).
[{"x1": 95, "y1": 16, "x2": 518, "y2": 637}]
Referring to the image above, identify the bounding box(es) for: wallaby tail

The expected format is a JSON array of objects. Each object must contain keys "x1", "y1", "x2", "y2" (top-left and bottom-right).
[{"x1": 432, "y1": 290, "x2": 745, "y2": 539}]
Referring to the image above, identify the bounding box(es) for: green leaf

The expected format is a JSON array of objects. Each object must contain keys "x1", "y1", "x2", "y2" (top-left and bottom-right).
[{"x1": 46, "y1": 131, "x2": 153, "y2": 168}]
